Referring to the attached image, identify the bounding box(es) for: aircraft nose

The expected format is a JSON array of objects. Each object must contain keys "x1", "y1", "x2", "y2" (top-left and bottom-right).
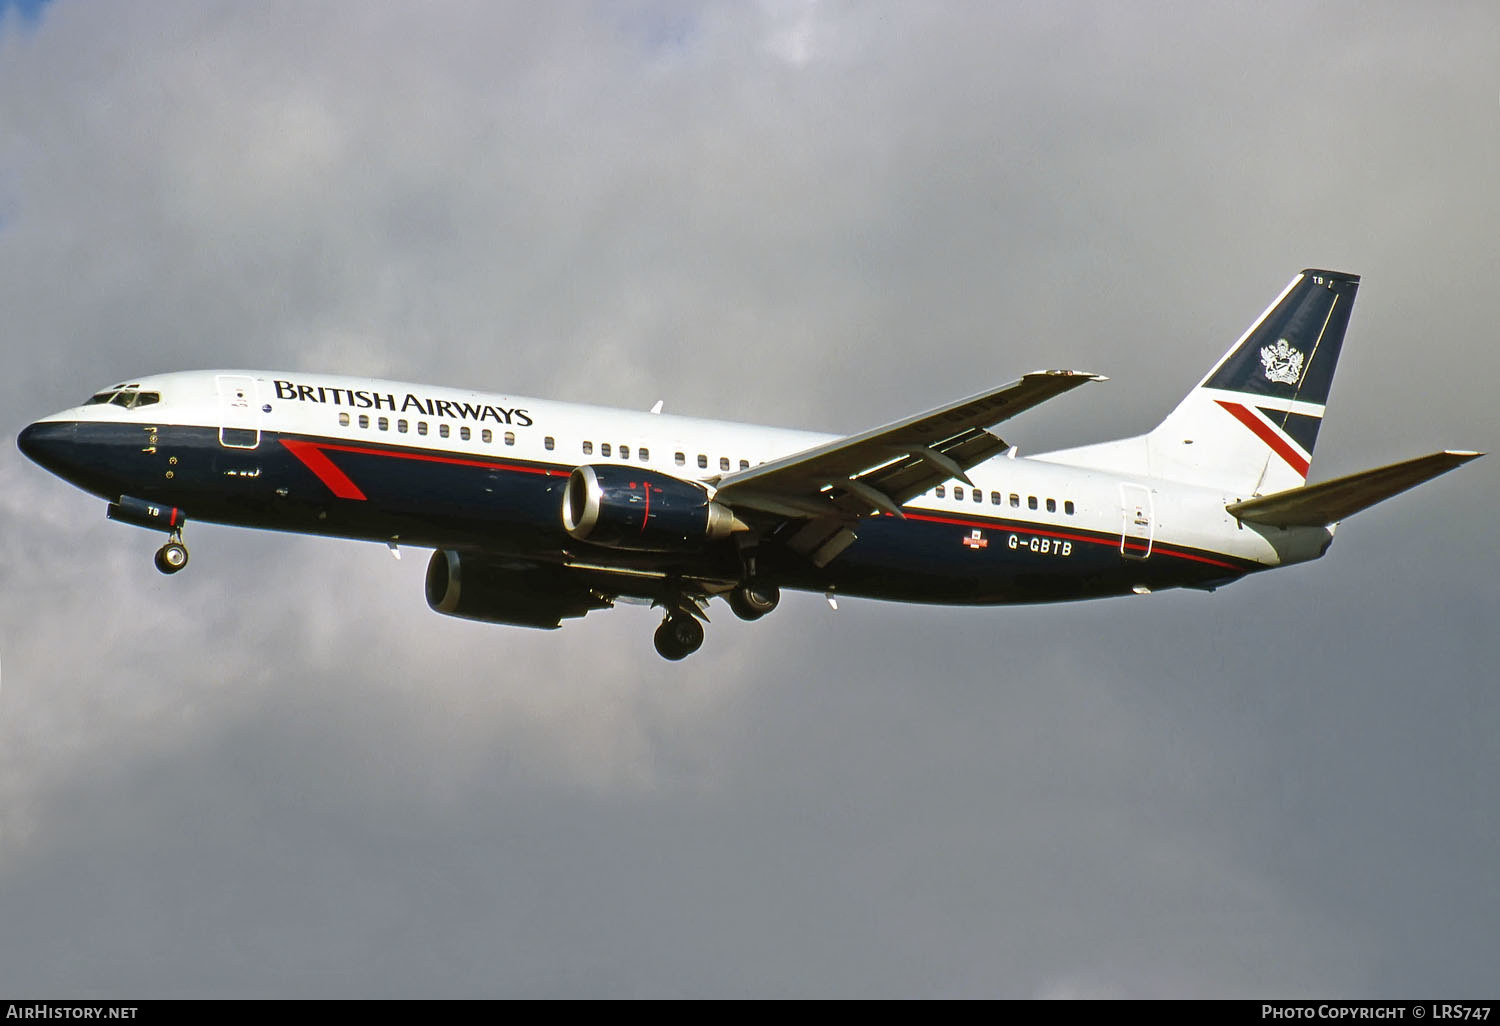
[{"x1": 17, "y1": 420, "x2": 75, "y2": 471}]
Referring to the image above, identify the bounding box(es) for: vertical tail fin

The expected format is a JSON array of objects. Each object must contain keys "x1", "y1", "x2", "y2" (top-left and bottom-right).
[{"x1": 1147, "y1": 269, "x2": 1360, "y2": 494}]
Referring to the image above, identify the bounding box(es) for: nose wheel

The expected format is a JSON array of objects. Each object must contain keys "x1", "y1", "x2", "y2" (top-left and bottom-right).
[
  {"x1": 154, "y1": 536, "x2": 189, "y2": 575},
  {"x1": 653, "y1": 614, "x2": 705, "y2": 661}
]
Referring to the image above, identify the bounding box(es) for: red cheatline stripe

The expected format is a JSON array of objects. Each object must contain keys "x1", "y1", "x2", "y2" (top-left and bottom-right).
[
  {"x1": 279, "y1": 438, "x2": 571, "y2": 501},
  {"x1": 1215, "y1": 400, "x2": 1310, "y2": 478},
  {"x1": 302, "y1": 440, "x2": 567, "y2": 477},
  {"x1": 902, "y1": 511, "x2": 1243, "y2": 570},
  {"x1": 280, "y1": 439, "x2": 368, "y2": 500}
]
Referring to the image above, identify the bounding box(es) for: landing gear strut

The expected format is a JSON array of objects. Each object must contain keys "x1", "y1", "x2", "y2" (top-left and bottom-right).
[
  {"x1": 154, "y1": 535, "x2": 189, "y2": 575},
  {"x1": 653, "y1": 614, "x2": 705, "y2": 661}
]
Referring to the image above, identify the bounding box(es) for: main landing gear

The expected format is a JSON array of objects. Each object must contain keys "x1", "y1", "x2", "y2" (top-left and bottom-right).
[
  {"x1": 154, "y1": 534, "x2": 189, "y2": 575},
  {"x1": 651, "y1": 580, "x2": 781, "y2": 660},
  {"x1": 728, "y1": 580, "x2": 780, "y2": 621},
  {"x1": 654, "y1": 613, "x2": 705, "y2": 661}
]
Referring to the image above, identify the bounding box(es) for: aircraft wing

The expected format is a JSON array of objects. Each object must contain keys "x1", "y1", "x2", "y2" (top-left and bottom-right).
[{"x1": 714, "y1": 370, "x2": 1102, "y2": 522}]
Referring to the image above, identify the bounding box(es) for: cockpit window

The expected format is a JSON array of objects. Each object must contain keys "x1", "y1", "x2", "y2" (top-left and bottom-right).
[{"x1": 83, "y1": 388, "x2": 160, "y2": 409}]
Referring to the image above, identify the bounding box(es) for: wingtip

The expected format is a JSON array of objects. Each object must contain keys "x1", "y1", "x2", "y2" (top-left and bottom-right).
[{"x1": 1035, "y1": 369, "x2": 1108, "y2": 381}]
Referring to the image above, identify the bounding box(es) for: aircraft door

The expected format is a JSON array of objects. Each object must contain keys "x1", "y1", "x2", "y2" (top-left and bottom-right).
[
  {"x1": 1119, "y1": 483, "x2": 1154, "y2": 560},
  {"x1": 216, "y1": 375, "x2": 261, "y2": 449}
]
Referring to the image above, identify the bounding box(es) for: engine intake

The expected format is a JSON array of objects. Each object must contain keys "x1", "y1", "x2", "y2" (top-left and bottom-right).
[
  {"x1": 425, "y1": 550, "x2": 608, "y2": 629},
  {"x1": 561, "y1": 465, "x2": 744, "y2": 551}
]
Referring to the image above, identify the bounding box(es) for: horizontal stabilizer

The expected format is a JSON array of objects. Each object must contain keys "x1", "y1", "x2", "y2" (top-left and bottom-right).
[{"x1": 1226, "y1": 450, "x2": 1483, "y2": 527}]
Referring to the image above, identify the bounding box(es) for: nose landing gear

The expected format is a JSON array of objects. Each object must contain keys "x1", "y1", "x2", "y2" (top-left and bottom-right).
[
  {"x1": 154, "y1": 536, "x2": 189, "y2": 575},
  {"x1": 105, "y1": 496, "x2": 192, "y2": 576}
]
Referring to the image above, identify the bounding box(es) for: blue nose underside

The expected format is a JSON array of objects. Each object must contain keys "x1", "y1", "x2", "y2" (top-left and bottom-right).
[{"x1": 17, "y1": 421, "x2": 74, "y2": 469}]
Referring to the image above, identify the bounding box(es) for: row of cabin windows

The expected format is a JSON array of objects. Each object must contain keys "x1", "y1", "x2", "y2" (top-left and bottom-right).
[
  {"x1": 334, "y1": 408, "x2": 756, "y2": 472},
  {"x1": 334, "y1": 408, "x2": 757, "y2": 472},
  {"x1": 337, "y1": 411, "x2": 555, "y2": 450},
  {"x1": 582, "y1": 440, "x2": 650, "y2": 462},
  {"x1": 583, "y1": 442, "x2": 753, "y2": 472},
  {"x1": 677, "y1": 452, "x2": 751, "y2": 472},
  {"x1": 579, "y1": 442, "x2": 751, "y2": 472},
  {"x1": 933, "y1": 483, "x2": 1075, "y2": 516},
  {"x1": 336, "y1": 409, "x2": 754, "y2": 470}
]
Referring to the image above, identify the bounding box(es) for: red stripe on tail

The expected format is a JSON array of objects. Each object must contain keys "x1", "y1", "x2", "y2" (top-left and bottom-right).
[{"x1": 1215, "y1": 401, "x2": 1310, "y2": 478}]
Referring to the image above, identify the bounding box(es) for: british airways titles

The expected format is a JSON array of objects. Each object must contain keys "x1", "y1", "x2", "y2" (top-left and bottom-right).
[{"x1": 272, "y1": 380, "x2": 534, "y2": 427}]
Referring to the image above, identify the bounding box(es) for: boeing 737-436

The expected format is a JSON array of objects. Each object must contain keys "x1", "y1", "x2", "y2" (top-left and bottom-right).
[{"x1": 17, "y1": 269, "x2": 1481, "y2": 659}]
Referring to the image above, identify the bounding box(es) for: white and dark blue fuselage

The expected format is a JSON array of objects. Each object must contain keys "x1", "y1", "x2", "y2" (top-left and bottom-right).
[{"x1": 18, "y1": 271, "x2": 1477, "y2": 658}]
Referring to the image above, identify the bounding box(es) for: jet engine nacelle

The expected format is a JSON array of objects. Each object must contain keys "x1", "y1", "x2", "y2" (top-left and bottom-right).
[
  {"x1": 425, "y1": 549, "x2": 608, "y2": 629},
  {"x1": 561, "y1": 465, "x2": 744, "y2": 551}
]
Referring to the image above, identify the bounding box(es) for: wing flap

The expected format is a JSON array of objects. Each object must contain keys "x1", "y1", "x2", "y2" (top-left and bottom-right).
[{"x1": 1226, "y1": 450, "x2": 1482, "y2": 527}]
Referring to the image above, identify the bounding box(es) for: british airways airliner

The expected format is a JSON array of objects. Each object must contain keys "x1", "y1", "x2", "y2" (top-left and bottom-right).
[{"x1": 17, "y1": 270, "x2": 1481, "y2": 659}]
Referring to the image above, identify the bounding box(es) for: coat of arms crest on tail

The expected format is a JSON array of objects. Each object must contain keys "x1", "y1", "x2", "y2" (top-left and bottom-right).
[{"x1": 1260, "y1": 338, "x2": 1304, "y2": 385}]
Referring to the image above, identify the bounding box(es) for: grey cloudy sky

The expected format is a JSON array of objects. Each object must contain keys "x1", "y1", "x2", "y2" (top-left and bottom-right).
[{"x1": 1, "y1": 0, "x2": 1496, "y2": 998}]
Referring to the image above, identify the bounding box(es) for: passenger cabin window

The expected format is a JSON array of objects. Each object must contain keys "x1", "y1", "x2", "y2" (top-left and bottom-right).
[
  {"x1": 482, "y1": 429, "x2": 493, "y2": 443},
  {"x1": 378, "y1": 417, "x2": 389, "y2": 431},
  {"x1": 582, "y1": 441, "x2": 593, "y2": 455},
  {"x1": 719, "y1": 457, "x2": 730, "y2": 471},
  {"x1": 1028, "y1": 496, "x2": 1038, "y2": 510},
  {"x1": 675, "y1": 452, "x2": 686, "y2": 466},
  {"x1": 359, "y1": 414, "x2": 370, "y2": 429},
  {"x1": 991, "y1": 491, "x2": 1001, "y2": 505},
  {"x1": 954, "y1": 486, "x2": 965, "y2": 501},
  {"x1": 697, "y1": 454, "x2": 708, "y2": 469},
  {"x1": 974, "y1": 490, "x2": 982, "y2": 504},
  {"x1": 1065, "y1": 500, "x2": 1075, "y2": 515},
  {"x1": 504, "y1": 432, "x2": 515, "y2": 446},
  {"x1": 439, "y1": 424, "x2": 450, "y2": 438},
  {"x1": 1010, "y1": 494, "x2": 1020, "y2": 508},
  {"x1": 417, "y1": 421, "x2": 428, "y2": 436},
  {"x1": 1046, "y1": 498, "x2": 1056, "y2": 513},
  {"x1": 620, "y1": 445, "x2": 630, "y2": 460},
  {"x1": 544, "y1": 436, "x2": 555, "y2": 450},
  {"x1": 639, "y1": 447, "x2": 650, "y2": 462},
  {"x1": 460, "y1": 426, "x2": 471, "y2": 441},
  {"x1": 397, "y1": 419, "x2": 408, "y2": 433},
  {"x1": 601, "y1": 443, "x2": 611, "y2": 457},
  {"x1": 935, "y1": 485, "x2": 946, "y2": 498},
  {"x1": 739, "y1": 459, "x2": 749, "y2": 470},
  {"x1": 339, "y1": 412, "x2": 350, "y2": 427}
]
